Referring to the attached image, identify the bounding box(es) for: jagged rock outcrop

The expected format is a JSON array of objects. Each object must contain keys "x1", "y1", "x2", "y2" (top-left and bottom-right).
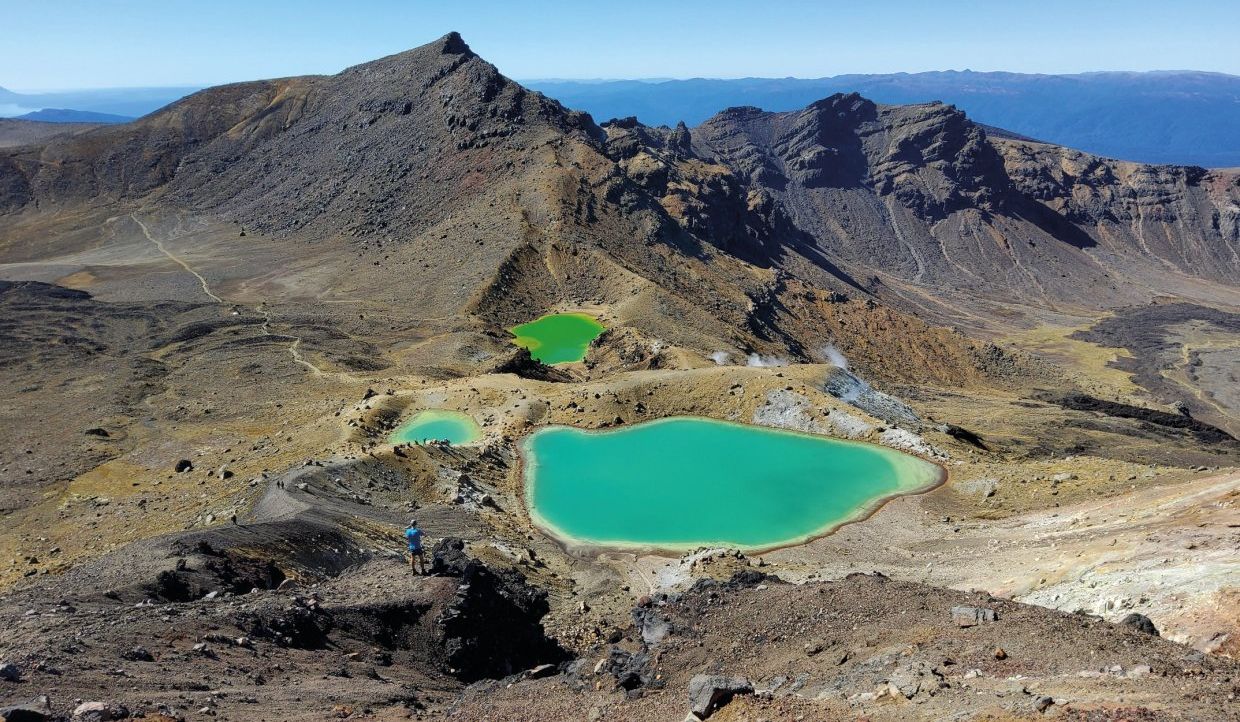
[
  {"x1": 428, "y1": 538, "x2": 568, "y2": 681},
  {"x1": 998, "y1": 139, "x2": 1240, "y2": 282}
]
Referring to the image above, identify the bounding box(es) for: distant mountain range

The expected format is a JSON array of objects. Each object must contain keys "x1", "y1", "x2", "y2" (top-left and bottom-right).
[
  {"x1": 526, "y1": 71, "x2": 1240, "y2": 167},
  {"x1": 15, "y1": 108, "x2": 132, "y2": 123},
  {"x1": 0, "y1": 85, "x2": 195, "y2": 121},
  {"x1": 3, "y1": 69, "x2": 1237, "y2": 166}
]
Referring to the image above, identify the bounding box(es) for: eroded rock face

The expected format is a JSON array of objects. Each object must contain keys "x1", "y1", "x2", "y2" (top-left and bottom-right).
[
  {"x1": 998, "y1": 139, "x2": 1240, "y2": 283},
  {"x1": 430, "y1": 538, "x2": 568, "y2": 681},
  {"x1": 823, "y1": 367, "x2": 920, "y2": 428}
]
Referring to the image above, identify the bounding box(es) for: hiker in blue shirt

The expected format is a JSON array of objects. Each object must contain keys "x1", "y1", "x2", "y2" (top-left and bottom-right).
[{"x1": 405, "y1": 519, "x2": 427, "y2": 575}]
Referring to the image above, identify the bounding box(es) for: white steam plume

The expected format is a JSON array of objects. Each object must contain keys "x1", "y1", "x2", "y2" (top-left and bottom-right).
[
  {"x1": 746, "y1": 353, "x2": 788, "y2": 368},
  {"x1": 818, "y1": 343, "x2": 849, "y2": 369}
]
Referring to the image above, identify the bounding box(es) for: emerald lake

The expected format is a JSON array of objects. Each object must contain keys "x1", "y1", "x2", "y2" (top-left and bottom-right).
[
  {"x1": 523, "y1": 417, "x2": 943, "y2": 551},
  {"x1": 390, "y1": 410, "x2": 483, "y2": 445},
  {"x1": 509, "y1": 312, "x2": 605, "y2": 364}
]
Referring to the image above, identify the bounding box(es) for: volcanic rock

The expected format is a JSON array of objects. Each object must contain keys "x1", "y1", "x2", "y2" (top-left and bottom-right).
[{"x1": 687, "y1": 674, "x2": 753, "y2": 718}]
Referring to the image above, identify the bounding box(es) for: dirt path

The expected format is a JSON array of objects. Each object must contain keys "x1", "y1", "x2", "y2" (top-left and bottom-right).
[
  {"x1": 130, "y1": 212, "x2": 223, "y2": 303},
  {"x1": 255, "y1": 304, "x2": 340, "y2": 379},
  {"x1": 132, "y1": 211, "x2": 361, "y2": 381}
]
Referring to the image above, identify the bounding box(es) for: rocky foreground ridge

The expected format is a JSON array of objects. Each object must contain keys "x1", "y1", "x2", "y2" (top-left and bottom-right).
[{"x1": 1, "y1": 465, "x2": 1236, "y2": 721}]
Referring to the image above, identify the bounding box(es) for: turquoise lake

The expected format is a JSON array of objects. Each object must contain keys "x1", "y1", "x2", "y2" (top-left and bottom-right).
[
  {"x1": 390, "y1": 410, "x2": 483, "y2": 445},
  {"x1": 522, "y1": 417, "x2": 943, "y2": 551}
]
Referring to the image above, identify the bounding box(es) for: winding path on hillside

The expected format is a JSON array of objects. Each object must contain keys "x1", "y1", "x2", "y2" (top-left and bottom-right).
[
  {"x1": 131, "y1": 212, "x2": 223, "y2": 303},
  {"x1": 131, "y1": 211, "x2": 353, "y2": 381}
]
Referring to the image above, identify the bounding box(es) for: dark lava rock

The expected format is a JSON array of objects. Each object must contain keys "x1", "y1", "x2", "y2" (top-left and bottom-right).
[
  {"x1": 488, "y1": 347, "x2": 572, "y2": 382},
  {"x1": 1119, "y1": 613, "x2": 1160, "y2": 636},
  {"x1": 144, "y1": 544, "x2": 284, "y2": 603},
  {"x1": 235, "y1": 596, "x2": 331, "y2": 650},
  {"x1": 0, "y1": 662, "x2": 20, "y2": 682},
  {"x1": 1, "y1": 708, "x2": 49, "y2": 722},
  {"x1": 688, "y1": 673, "x2": 753, "y2": 718},
  {"x1": 690, "y1": 569, "x2": 780, "y2": 594},
  {"x1": 601, "y1": 647, "x2": 657, "y2": 692},
  {"x1": 1048, "y1": 393, "x2": 1236, "y2": 444},
  {"x1": 632, "y1": 604, "x2": 671, "y2": 645},
  {"x1": 942, "y1": 423, "x2": 987, "y2": 449},
  {"x1": 434, "y1": 542, "x2": 568, "y2": 681},
  {"x1": 174, "y1": 459, "x2": 193, "y2": 473},
  {"x1": 121, "y1": 646, "x2": 154, "y2": 662},
  {"x1": 429, "y1": 538, "x2": 471, "y2": 577},
  {"x1": 0, "y1": 696, "x2": 51, "y2": 722}
]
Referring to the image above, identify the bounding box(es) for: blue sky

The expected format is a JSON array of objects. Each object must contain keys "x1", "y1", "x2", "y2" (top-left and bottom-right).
[{"x1": 4, "y1": 0, "x2": 1239, "y2": 90}]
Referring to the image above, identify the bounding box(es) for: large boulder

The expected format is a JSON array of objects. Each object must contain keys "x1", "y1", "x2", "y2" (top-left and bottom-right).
[
  {"x1": 951, "y1": 605, "x2": 998, "y2": 627},
  {"x1": 429, "y1": 537, "x2": 471, "y2": 576},
  {"x1": 1, "y1": 696, "x2": 52, "y2": 722},
  {"x1": 1119, "y1": 612, "x2": 1160, "y2": 636},
  {"x1": 887, "y1": 661, "x2": 946, "y2": 699},
  {"x1": 687, "y1": 674, "x2": 752, "y2": 719},
  {"x1": 71, "y1": 701, "x2": 129, "y2": 721}
]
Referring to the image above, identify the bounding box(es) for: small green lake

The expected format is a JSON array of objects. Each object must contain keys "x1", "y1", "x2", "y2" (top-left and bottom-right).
[
  {"x1": 509, "y1": 312, "x2": 605, "y2": 364},
  {"x1": 390, "y1": 410, "x2": 483, "y2": 446},
  {"x1": 523, "y1": 417, "x2": 943, "y2": 551}
]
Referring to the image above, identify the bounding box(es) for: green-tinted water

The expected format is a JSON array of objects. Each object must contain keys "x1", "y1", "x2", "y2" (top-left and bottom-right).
[
  {"x1": 390, "y1": 410, "x2": 483, "y2": 446},
  {"x1": 509, "y1": 312, "x2": 605, "y2": 364},
  {"x1": 523, "y1": 417, "x2": 942, "y2": 551}
]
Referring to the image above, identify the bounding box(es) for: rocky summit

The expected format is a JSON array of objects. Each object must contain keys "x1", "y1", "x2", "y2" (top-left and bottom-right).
[{"x1": 0, "y1": 32, "x2": 1238, "y2": 722}]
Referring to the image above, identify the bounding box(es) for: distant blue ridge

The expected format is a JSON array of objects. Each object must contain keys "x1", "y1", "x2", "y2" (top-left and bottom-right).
[
  {"x1": 3, "y1": 69, "x2": 1236, "y2": 166},
  {"x1": 526, "y1": 70, "x2": 1240, "y2": 168},
  {"x1": 16, "y1": 108, "x2": 134, "y2": 123}
]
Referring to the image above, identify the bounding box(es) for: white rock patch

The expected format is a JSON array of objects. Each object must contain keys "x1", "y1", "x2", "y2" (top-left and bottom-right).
[{"x1": 752, "y1": 390, "x2": 826, "y2": 434}]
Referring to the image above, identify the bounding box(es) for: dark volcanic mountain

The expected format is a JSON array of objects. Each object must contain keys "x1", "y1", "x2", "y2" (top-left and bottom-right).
[{"x1": 3, "y1": 33, "x2": 1237, "y2": 326}]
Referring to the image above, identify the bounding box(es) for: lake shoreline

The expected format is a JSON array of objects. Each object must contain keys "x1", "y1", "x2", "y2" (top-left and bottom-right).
[{"x1": 520, "y1": 415, "x2": 948, "y2": 557}]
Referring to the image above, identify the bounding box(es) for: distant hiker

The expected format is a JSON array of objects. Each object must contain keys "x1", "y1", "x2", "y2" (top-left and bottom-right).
[{"x1": 405, "y1": 519, "x2": 426, "y2": 575}]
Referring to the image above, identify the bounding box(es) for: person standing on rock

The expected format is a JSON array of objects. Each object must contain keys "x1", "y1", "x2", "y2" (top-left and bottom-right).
[{"x1": 405, "y1": 519, "x2": 427, "y2": 575}]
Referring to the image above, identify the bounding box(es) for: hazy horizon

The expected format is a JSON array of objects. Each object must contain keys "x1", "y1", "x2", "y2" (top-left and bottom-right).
[
  {"x1": 4, "y1": 0, "x2": 1240, "y2": 90},
  {"x1": 9, "y1": 66, "x2": 1240, "y2": 95}
]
